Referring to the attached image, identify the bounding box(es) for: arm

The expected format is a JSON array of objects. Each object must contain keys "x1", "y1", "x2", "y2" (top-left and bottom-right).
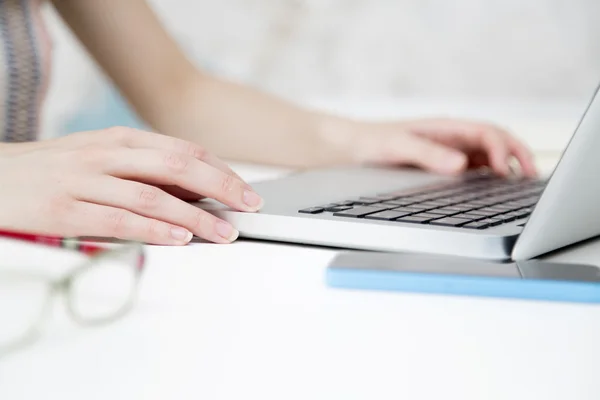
[
  {"x1": 51, "y1": 0, "x2": 342, "y2": 167},
  {"x1": 51, "y1": 0, "x2": 536, "y2": 175}
]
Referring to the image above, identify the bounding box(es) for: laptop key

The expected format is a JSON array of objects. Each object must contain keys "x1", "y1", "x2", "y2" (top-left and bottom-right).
[
  {"x1": 512, "y1": 209, "x2": 531, "y2": 219},
  {"x1": 429, "y1": 217, "x2": 471, "y2": 227},
  {"x1": 419, "y1": 202, "x2": 446, "y2": 209},
  {"x1": 383, "y1": 199, "x2": 415, "y2": 206},
  {"x1": 298, "y1": 207, "x2": 325, "y2": 214},
  {"x1": 427, "y1": 208, "x2": 461, "y2": 216},
  {"x1": 374, "y1": 203, "x2": 401, "y2": 211},
  {"x1": 450, "y1": 204, "x2": 477, "y2": 212},
  {"x1": 469, "y1": 209, "x2": 501, "y2": 217},
  {"x1": 354, "y1": 198, "x2": 381, "y2": 205},
  {"x1": 460, "y1": 202, "x2": 484, "y2": 209},
  {"x1": 364, "y1": 210, "x2": 413, "y2": 221},
  {"x1": 500, "y1": 211, "x2": 525, "y2": 221},
  {"x1": 463, "y1": 221, "x2": 490, "y2": 229},
  {"x1": 502, "y1": 201, "x2": 521, "y2": 209},
  {"x1": 324, "y1": 205, "x2": 354, "y2": 212},
  {"x1": 410, "y1": 213, "x2": 444, "y2": 221},
  {"x1": 454, "y1": 212, "x2": 486, "y2": 221},
  {"x1": 419, "y1": 200, "x2": 448, "y2": 206},
  {"x1": 407, "y1": 203, "x2": 437, "y2": 211},
  {"x1": 399, "y1": 205, "x2": 426, "y2": 212},
  {"x1": 479, "y1": 199, "x2": 503, "y2": 207},
  {"x1": 396, "y1": 215, "x2": 434, "y2": 224},
  {"x1": 486, "y1": 206, "x2": 512, "y2": 213},
  {"x1": 379, "y1": 202, "x2": 410, "y2": 208},
  {"x1": 497, "y1": 213, "x2": 517, "y2": 222},
  {"x1": 479, "y1": 218, "x2": 504, "y2": 226},
  {"x1": 371, "y1": 194, "x2": 400, "y2": 201},
  {"x1": 467, "y1": 199, "x2": 490, "y2": 206},
  {"x1": 333, "y1": 206, "x2": 388, "y2": 218},
  {"x1": 430, "y1": 198, "x2": 458, "y2": 206},
  {"x1": 389, "y1": 206, "x2": 419, "y2": 214},
  {"x1": 488, "y1": 204, "x2": 514, "y2": 211},
  {"x1": 443, "y1": 206, "x2": 468, "y2": 211},
  {"x1": 406, "y1": 195, "x2": 434, "y2": 202}
]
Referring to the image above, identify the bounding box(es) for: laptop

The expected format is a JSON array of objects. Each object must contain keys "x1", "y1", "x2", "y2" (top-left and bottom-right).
[{"x1": 197, "y1": 84, "x2": 600, "y2": 261}]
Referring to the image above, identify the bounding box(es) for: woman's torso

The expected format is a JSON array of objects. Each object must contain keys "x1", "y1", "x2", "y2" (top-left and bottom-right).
[{"x1": 0, "y1": 0, "x2": 51, "y2": 142}]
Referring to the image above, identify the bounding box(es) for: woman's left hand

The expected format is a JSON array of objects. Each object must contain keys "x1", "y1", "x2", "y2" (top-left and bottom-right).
[{"x1": 322, "y1": 117, "x2": 537, "y2": 177}]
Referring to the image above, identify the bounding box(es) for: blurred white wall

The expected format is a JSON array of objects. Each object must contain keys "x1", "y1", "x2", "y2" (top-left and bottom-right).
[
  {"x1": 149, "y1": 0, "x2": 600, "y2": 99},
  {"x1": 42, "y1": 0, "x2": 600, "y2": 138}
]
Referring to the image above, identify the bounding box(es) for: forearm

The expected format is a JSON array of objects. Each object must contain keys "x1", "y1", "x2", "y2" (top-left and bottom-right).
[{"x1": 148, "y1": 74, "x2": 353, "y2": 167}]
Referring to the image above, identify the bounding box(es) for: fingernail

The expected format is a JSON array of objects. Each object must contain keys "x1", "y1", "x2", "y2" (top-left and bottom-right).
[
  {"x1": 243, "y1": 190, "x2": 264, "y2": 210},
  {"x1": 170, "y1": 227, "x2": 192, "y2": 243},
  {"x1": 216, "y1": 220, "x2": 239, "y2": 242}
]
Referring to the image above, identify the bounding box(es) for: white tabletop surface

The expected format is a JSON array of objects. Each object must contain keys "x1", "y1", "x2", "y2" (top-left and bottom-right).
[{"x1": 2, "y1": 100, "x2": 600, "y2": 400}]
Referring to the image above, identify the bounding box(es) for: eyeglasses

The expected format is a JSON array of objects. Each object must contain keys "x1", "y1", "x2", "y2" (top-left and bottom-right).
[{"x1": 0, "y1": 230, "x2": 146, "y2": 357}]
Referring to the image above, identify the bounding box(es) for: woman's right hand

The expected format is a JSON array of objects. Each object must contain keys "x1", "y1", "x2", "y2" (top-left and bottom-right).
[{"x1": 0, "y1": 127, "x2": 263, "y2": 245}]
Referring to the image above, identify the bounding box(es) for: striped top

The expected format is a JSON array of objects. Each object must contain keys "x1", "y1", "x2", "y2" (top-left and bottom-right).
[{"x1": 0, "y1": 0, "x2": 50, "y2": 142}]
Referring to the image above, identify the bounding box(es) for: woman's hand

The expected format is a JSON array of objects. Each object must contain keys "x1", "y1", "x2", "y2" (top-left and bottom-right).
[
  {"x1": 0, "y1": 127, "x2": 263, "y2": 245},
  {"x1": 321, "y1": 117, "x2": 538, "y2": 177}
]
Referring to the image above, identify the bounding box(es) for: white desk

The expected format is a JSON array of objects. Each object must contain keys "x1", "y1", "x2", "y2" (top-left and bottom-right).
[{"x1": 2, "y1": 101, "x2": 600, "y2": 400}]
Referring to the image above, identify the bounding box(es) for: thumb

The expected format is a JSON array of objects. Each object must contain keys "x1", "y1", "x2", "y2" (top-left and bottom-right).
[{"x1": 389, "y1": 134, "x2": 468, "y2": 174}]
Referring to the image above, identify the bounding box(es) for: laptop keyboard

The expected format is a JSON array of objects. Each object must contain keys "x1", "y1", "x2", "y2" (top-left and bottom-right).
[{"x1": 298, "y1": 172, "x2": 546, "y2": 230}]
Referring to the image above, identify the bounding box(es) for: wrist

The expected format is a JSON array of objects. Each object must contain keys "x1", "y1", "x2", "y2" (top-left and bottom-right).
[{"x1": 315, "y1": 114, "x2": 364, "y2": 165}]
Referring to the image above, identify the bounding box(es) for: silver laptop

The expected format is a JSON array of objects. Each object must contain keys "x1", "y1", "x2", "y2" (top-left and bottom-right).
[{"x1": 197, "y1": 85, "x2": 600, "y2": 261}]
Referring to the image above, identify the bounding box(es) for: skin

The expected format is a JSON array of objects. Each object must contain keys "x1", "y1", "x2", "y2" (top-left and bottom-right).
[
  {"x1": 0, "y1": 129, "x2": 258, "y2": 244},
  {"x1": 0, "y1": 0, "x2": 537, "y2": 245}
]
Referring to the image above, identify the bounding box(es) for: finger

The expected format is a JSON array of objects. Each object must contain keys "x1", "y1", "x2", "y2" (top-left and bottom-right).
[
  {"x1": 134, "y1": 181, "x2": 205, "y2": 201},
  {"x1": 71, "y1": 202, "x2": 193, "y2": 246},
  {"x1": 473, "y1": 129, "x2": 512, "y2": 176},
  {"x1": 109, "y1": 127, "x2": 252, "y2": 189},
  {"x1": 157, "y1": 185, "x2": 205, "y2": 201},
  {"x1": 103, "y1": 148, "x2": 264, "y2": 212},
  {"x1": 200, "y1": 151, "x2": 249, "y2": 188},
  {"x1": 74, "y1": 177, "x2": 239, "y2": 244},
  {"x1": 412, "y1": 120, "x2": 510, "y2": 173},
  {"x1": 506, "y1": 136, "x2": 538, "y2": 177},
  {"x1": 136, "y1": 180, "x2": 204, "y2": 201},
  {"x1": 403, "y1": 120, "x2": 513, "y2": 175},
  {"x1": 437, "y1": 122, "x2": 536, "y2": 177},
  {"x1": 458, "y1": 124, "x2": 520, "y2": 176},
  {"x1": 383, "y1": 134, "x2": 468, "y2": 175}
]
